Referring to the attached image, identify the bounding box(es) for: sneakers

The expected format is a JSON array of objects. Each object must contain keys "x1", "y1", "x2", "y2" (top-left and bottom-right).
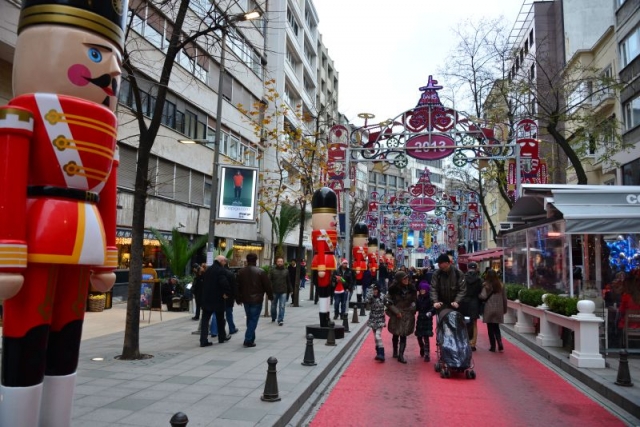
[
  {"x1": 278, "y1": 321, "x2": 283, "y2": 326},
  {"x1": 243, "y1": 342, "x2": 256, "y2": 348}
]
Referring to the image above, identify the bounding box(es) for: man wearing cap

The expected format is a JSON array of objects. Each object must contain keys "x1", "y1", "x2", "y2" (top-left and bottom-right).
[
  {"x1": 331, "y1": 259, "x2": 354, "y2": 320},
  {"x1": 430, "y1": 254, "x2": 466, "y2": 312},
  {"x1": 0, "y1": 1, "x2": 126, "y2": 424},
  {"x1": 460, "y1": 262, "x2": 483, "y2": 351}
]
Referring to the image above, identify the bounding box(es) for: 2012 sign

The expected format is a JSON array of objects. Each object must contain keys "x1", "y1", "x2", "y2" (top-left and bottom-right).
[{"x1": 405, "y1": 134, "x2": 455, "y2": 160}]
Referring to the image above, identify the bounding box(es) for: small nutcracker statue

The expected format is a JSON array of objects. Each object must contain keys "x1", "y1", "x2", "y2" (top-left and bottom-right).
[
  {"x1": 367, "y1": 237, "x2": 379, "y2": 276},
  {"x1": 352, "y1": 222, "x2": 368, "y2": 313},
  {"x1": 0, "y1": 1, "x2": 126, "y2": 425},
  {"x1": 311, "y1": 187, "x2": 338, "y2": 327}
]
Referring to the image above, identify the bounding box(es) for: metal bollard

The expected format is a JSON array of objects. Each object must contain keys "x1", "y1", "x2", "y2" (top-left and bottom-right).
[
  {"x1": 351, "y1": 306, "x2": 359, "y2": 323},
  {"x1": 615, "y1": 350, "x2": 633, "y2": 387},
  {"x1": 359, "y1": 300, "x2": 366, "y2": 316},
  {"x1": 301, "y1": 334, "x2": 317, "y2": 366},
  {"x1": 169, "y1": 412, "x2": 189, "y2": 426},
  {"x1": 325, "y1": 321, "x2": 337, "y2": 346},
  {"x1": 261, "y1": 357, "x2": 281, "y2": 402},
  {"x1": 342, "y1": 313, "x2": 350, "y2": 333}
]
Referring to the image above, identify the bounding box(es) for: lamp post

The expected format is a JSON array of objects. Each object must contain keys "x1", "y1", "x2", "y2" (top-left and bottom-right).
[{"x1": 179, "y1": 10, "x2": 261, "y2": 264}]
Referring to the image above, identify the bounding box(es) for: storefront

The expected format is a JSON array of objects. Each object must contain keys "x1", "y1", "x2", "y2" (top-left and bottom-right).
[
  {"x1": 500, "y1": 184, "x2": 640, "y2": 351},
  {"x1": 229, "y1": 239, "x2": 264, "y2": 267},
  {"x1": 500, "y1": 185, "x2": 640, "y2": 296},
  {"x1": 115, "y1": 228, "x2": 173, "y2": 270}
]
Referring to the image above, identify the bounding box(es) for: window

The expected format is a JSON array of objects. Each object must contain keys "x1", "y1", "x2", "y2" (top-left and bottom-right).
[
  {"x1": 388, "y1": 175, "x2": 396, "y2": 186},
  {"x1": 175, "y1": 111, "x2": 185, "y2": 134},
  {"x1": 529, "y1": 29, "x2": 534, "y2": 47},
  {"x1": 184, "y1": 110, "x2": 198, "y2": 138},
  {"x1": 530, "y1": 64, "x2": 535, "y2": 80},
  {"x1": 620, "y1": 26, "x2": 640, "y2": 68},
  {"x1": 398, "y1": 177, "x2": 405, "y2": 188},
  {"x1": 161, "y1": 101, "x2": 176, "y2": 128},
  {"x1": 624, "y1": 95, "x2": 640, "y2": 131},
  {"x1": 287, "y1": 8, "x2": 299, "y2": 36},
  {"x1": 623, "y1": 158, "x2": 640, "y2": 185}
]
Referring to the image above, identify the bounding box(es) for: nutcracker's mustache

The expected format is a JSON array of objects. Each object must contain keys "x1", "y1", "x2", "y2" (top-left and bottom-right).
[{"x1": 84, "y1": 73, "x2": 118, "y2": 108}]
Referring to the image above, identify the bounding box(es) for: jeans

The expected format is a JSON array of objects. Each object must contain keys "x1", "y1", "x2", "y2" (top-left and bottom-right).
[
  {"x1": 334, "y1": 292, "x2": 348, "y2": 317},
  {"x1": 243, "y1": 303, "x2": 262, "y2": 344},
  {"x1": 210, "y1": 306, "x2": 237, "y2": 335},
  {"x1": 271, "y1": 293, "x2": 287, "y2": 322},
  {"x1": 300, "y1": 278, "x2": 306, "y2": 289}
]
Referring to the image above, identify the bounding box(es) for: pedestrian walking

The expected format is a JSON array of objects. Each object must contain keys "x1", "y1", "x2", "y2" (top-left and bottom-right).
[
  {"x1": 479, "y1": 269, "x2": 508, "y2": 352},
  {"x1": 430, "y1": 253, "x2": 466, "y2": 313},
  {"x1": 269, "y1": 257, "x2": 291, "y2": 325},
  {"x1": 288, "y1": 259, "x2": 297, "y2": 304},
  {"x1": 236, "y1": 253, "x2": 273, "y2": 347},
  {"x1": 299, "y1": 260, "x2": 307, "y2": 289},
  {"x1": 200, "y1": 256, "x2": 234, "y2": 347},
  {"x1": 365, "y1": 285, "x2": 386, "y2": 362},
  {"x1": 191, "y1": 263, "x2": 204, "y2": 321},
  {"x1": 210, "y1": 263, "x2": 239, "y2": 337},
  {"x1": 331, "y1": 259, "x2": 354, "y2": 319},
  {"x1": 415, "y1": 280, "x2": 436, "y2": 362},
  {"x1": 460, "y1": 261, "x2": 483, "y2": 351},
  {"x1": 384, "y1": 271, "x2": 417, "y2": 364}
]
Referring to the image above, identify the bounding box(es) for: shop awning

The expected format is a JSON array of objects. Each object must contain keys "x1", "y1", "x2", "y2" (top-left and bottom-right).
[
  {"x1": 505, "y1": 184, "x2": 640, "y2": 234},
  {"x1": 459, "y1": 247, "x2": 505, "y2": 263}
]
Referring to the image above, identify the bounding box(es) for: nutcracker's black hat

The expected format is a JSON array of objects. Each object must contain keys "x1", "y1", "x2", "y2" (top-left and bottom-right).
[
  {"x1": 353, "y1": 222, "x2": 368, "y2": 238},
  {"x1": 18, "y1": 0, "x2": 128, "y2": 52},
  {"x1": 312, "y1": 187, "x2": 337, "y2": 214},
  {"x1": 368, "y1": 237, "x2": 378, "y2": 247}
]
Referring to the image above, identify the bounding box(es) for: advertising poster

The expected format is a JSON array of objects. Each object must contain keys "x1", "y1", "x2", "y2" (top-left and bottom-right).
[{"x1": 218, "y1": 166, "x2": 258, "y2": 222}]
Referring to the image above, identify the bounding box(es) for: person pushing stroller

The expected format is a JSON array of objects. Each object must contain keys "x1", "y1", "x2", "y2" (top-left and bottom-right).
[{"x1": 430, "y1": 254, "x2": 466, "y2": 313}]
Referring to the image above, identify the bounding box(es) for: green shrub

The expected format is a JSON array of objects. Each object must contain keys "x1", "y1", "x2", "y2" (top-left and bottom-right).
[
  {"x1": 545, "y1": 294, "x2": 579, "y2": 316},
  {"x1": 519, "y1": 288, "x2": 546, "y2": 307},
  {"x1": 505, "y1": 284, "x2": 527, "y2": 301}
]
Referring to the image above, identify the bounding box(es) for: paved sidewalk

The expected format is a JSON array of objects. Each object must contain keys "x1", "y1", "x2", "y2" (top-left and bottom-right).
[{"x1": 73, "y1": 299, "x2": 368, "y2": 426}]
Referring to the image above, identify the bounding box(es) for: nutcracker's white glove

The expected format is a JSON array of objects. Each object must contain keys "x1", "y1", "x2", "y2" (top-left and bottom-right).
[
  {"x1": 0, "y1": 272, "x2": 24, "y2": 299},
  {"x1": 90, "y1": 271, "x2": 116, "y2": 292}
]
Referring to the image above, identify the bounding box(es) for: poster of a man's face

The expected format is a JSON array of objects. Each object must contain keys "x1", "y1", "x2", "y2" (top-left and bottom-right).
[{"x1": 218, "y1": 166, "x2": 257, "y2": 221}]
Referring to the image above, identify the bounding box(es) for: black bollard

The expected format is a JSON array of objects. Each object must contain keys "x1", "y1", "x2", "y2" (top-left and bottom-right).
[
  {"x1": 325, "y1": 321, "x2": 337, "y2": 346},
  {"x1": 169, "y1": 412, "x2": 189, "y2": 426},
  {"x1": 342, "y1": 313, "x2": 350, "y2": 333},
  {"x1": 302, "y1": 334, "x2": 317, "y2": 366},
  {"x1": 261, "y1": 357, "x2": 282, "y2": 402},
  {"x1": 359, "y1": 300, "x2": 366, "y2": 316},
  {"x1": 615, "y1": 350, "x2": 633, "y2": 387},
  {"x1": 351, "y1": 305, "x2": 359, "y2": 324}
]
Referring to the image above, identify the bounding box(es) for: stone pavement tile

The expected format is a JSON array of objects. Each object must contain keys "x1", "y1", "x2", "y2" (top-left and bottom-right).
[
  {"x1": 74, "y1": 407, "x2": 133, "y2": 424},
  {"x1": 115, "y1": 380, "x2": 159, "y2": 391},
  {"x1": 104, "y1": 397, "x2": 156, "y2": 411},
  {"x1": 71, "y1": 420, "x2": 113, "y2": 427},
  {"x1": 192, "y1": 376, "x2": 234, "y2": 387},
  {"x1": 74, "y1": 393, "x2": 124, "y2": 408},
  {"x1": 170, "y1": 392, "x2": 208, "y2": 404},
  {"x1": 163, "y1": 375, "x2": 203, "y2": 385},
  {"x1": 117, "y1": 409, "x2": 181, "y2": 427},
  {"x1": 219, "y1": 406, "x2": 269, "y2": 423},
  {"x1": 126, "y1": 389, "x2": 175, "y2": 401},
  {"x1": 229, "y1": 378, "x2": 264, "y2": 389},
  {"x1": 146, "y1": 381, "x2": 189, "y2": 393}
]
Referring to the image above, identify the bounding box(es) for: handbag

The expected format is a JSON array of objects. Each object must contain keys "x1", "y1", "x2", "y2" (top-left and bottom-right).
[{"x1": 480, "y1": 290, "x2": 493, "y2": 316}]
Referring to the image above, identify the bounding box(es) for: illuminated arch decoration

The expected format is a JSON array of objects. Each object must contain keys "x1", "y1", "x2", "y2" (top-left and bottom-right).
[{"x1": 350, "y1": 75, "x2": 512, "y2": 170}]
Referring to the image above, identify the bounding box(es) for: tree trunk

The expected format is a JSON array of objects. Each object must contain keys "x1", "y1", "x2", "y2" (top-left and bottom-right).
[
  {"x1": 293, "y1": 198, "x2": 307, "y2": 307},
  {"x1": 547, "y1": 122, "x2": 588, "y2": 184},
  {"x1": 120, "y1": 143, "x2": 150, "y2": 359}
]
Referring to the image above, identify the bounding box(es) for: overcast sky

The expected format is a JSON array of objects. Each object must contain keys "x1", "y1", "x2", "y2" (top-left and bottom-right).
[{"x1": 314, "y1": 0, "x2": 526, "y2": 126}]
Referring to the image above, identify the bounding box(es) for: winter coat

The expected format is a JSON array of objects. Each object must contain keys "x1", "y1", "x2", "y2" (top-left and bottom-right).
[
  {"x1": 459, "y1": 270, "x2": 483, "y2": 320},
  {"x1": 202, "y1": 261, "x2": 235, "y2": 311},
  {"x1": 429, "y1": 267, "x2": 466, "y2": 309},
  {"x1": 480, "y1": 282, "x2": 507, "y2": 324},
  {"x1": 365, "y1": 288, "x2": 386, "y2": 330},
  {"x1": 269, "y1": 266, "x2": 291, "y2": 294},
  {"x1": 415, "y1": 293, "x2": 435, "y2": 337},
  {"x1": 331, "y1": 266, "x2": 354, "y2": 292},
  {"x1": 236, "y1": 264, "x2": 273, "y2": 305},
  {"x1": 385, "y1": 281, "x2": 417, "y2": 336}
]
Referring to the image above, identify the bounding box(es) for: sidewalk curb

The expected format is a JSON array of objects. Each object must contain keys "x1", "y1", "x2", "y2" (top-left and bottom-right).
[{"x1": 275, "y1": 323, "x2": 368, "y2": 427}]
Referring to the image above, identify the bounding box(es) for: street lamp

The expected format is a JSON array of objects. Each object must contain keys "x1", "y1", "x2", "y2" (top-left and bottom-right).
[{"x1": 180, "y1": 10, "x2": 261, "y2": 264}]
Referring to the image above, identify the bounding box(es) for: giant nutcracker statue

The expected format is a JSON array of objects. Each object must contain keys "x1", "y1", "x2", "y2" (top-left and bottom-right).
[
  {"x1": 311, "y1": 187, "x2": 338, "y2": 327},
  {"x1": 352, "y1": 222, "x2": 368, "y2": 314},
  {"x1": 0, "y1": 1, "x2": 126, "y2": 425}
]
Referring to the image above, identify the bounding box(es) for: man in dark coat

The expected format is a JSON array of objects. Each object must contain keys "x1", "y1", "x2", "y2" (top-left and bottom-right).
[
  {"x1": 460, "y1": 261, "x2": 483, "y2": 351},
  {"x1": 200, "y1": 255, "x2": 235, "y2": 347},
  {"x1": 237, "y1": 253, "x2": 273, "y2": 347},
  {"x1": 430, "y1": 253, "x2": 466, "y2": 312}
]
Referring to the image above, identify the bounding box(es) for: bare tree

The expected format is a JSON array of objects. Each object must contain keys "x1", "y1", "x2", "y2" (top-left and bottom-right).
[{"x1": 118, "y1": 0, "x2": 263, "y2": 359}]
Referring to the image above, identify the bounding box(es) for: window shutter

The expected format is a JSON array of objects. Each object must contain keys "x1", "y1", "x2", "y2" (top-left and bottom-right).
[
  {"x1": 156, "y1": 158, "x2": 174, "y2": 199},
  {"x1": 191, "y1": 171, "x2": 205, "y2": 205},
  {"x1": 175, "y1": 165, "x2": 190, "y2": 203},
  {"x1": 117, "y1": 144, "x2": 137, "y2": 189}
]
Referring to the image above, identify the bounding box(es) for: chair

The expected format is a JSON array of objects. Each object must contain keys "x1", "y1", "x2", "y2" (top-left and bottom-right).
[{"x1": 623, "y1": 309, "x2": 640, "y2": 349}]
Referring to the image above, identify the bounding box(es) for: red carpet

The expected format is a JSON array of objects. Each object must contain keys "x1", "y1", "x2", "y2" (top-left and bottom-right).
[{"x1": 311, "y1": 322, "x2": 624, "y2": 426}]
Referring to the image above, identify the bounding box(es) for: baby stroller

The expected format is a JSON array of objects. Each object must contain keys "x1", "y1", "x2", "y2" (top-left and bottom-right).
[{"x1": 434, "y1": 308, "x2": 476, "y2": 379}]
